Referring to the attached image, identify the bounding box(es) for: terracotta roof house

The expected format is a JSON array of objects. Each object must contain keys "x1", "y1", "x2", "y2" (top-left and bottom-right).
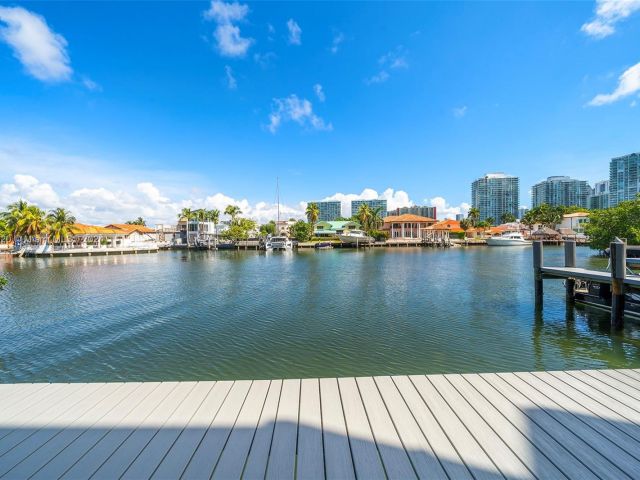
[{"x1": 382, "y1": 214, "x2": 437, "y2": 242}]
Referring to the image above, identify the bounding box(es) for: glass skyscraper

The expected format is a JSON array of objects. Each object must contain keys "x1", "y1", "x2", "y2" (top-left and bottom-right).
[
  {"x1": 609, "y1": 153, "x2": 640, "y2": 207},
  {"x1": 351, "y1": 199, "x2": 388, "y2": 218},
  {"x1": 389, "y1": 206, "x2": 437, "y2": 219},
  {"x1": 315, "y1": 201, "x2": 342, "y2": 221},
  {"x1": 531, "y1": 176, "x2": 591, "y2": 209},
  {"x1": 590, "y1": 180, "x2": 610, "y2": 210},
  {"x1": 471, "y1": 173, "x2": 519, "y2": 224}
]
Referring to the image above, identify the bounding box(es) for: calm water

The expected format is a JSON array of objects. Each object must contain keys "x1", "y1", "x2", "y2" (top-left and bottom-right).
[{"x1": 1, "y1": 247, "x2": 639, "y2": 383}]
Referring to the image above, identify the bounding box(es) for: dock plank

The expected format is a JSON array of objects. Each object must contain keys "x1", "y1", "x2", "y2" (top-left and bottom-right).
[
  {"x1": 338, "y1": 377, "x2": 385, "y2": 479},
  {"x1": 319, "y1": 377, "x2": 355, "y2": 480},
  {"x1": 212, "y1": 380, "x2": 271, "y2": 479},
  {"x1": 410, "y1": 374, "x2": 500, "y2": 480},
  {"x1": 0, "y1": 369, "x2": 639, "y2": 480},
  {"x1": 150, "y1": 381, "x2": 232, "y2": 480},
  {"x1": 430, "y1": 374, "x2": 533, "y2": 479},
  {"x1": 266, "y1": 378, "x2": 300, "y2": 479},
  {"x1": 295, "y1": 378, "x2": 324, "y2": 480},
  {"x1": 357, "y1": 376, "x2": 416, "y2": 479},
  {"x1": 464, "y1": 373, "x2": 599, "y2": 480},
  {"x1": 242, "y1": 379, "x2": 282, "y2": 480},
  {"x1": 181, "y1": 380, "x2": 252, "y2": 480},
  {"x1": 375, "y1": 376, "x2": 448, "y2": 479}
]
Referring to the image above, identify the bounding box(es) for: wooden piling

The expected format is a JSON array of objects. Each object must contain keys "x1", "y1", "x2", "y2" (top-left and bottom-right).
[
  {"x1": 564, "y1": 240, "x2": 576, "y2": 304},
  {"x1": 533, "y1": 241, "x2": 543, "y2": 308},
  {"x1": 610, "y1": 241, "x2": 626, "y2": 329}
]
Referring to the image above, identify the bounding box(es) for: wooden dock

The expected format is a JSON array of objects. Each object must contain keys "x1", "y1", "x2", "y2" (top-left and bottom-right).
[{"x1": 1, "y1": 369, "x2": 640, "y2": 479}]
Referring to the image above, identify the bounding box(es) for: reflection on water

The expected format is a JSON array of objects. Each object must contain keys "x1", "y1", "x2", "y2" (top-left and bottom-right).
[{"x1": 0, "y1": 246, "x2": 638, "y2": 383}]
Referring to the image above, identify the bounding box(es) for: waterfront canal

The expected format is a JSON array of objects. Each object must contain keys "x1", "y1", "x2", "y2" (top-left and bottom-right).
[{"x1": 1, "y1": 247, "x2": 639, "y2": 383}]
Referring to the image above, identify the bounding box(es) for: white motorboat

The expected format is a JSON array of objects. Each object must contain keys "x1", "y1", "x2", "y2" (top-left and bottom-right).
[
  {"x1": 338, "y1": 229, "x2": 374, "y2": 245},
  {"x1": 265, "y1": 236, "x2": 293, "y2": 250},
  {"x1": 486, "y1": 232, "x2": 532, "y2": 246}
]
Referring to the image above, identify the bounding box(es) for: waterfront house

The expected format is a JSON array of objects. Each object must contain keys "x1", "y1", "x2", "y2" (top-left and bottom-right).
[
  {"x1": 276, "y1": 220, "x2": 296, "y2": 236},
  {"x1": 557, "y1": 212, "x2": 589, "y2": 239},
  {"x1": 382, "y1": 214, "x2": 437, "y2": 243},
  {"x1": 314, "y1": 221, "x2": 359, "y2": 237}
]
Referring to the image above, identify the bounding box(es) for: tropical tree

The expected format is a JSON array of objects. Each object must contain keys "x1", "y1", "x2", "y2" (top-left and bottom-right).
[
  {"x1": 585, "y1": 196, "x2": 640, "y2": 250},
  {"x1": 125, "y1": 217, "x2": 146, "y2": 225},
  {"x1": 18, "y1": 206, "x2": 47, "y2": 240},
  {"x1": 224, "y1": 205, "x2": 242, "y2": 225},
  {"x1": 459, "y1": 218, "x2": 471, "y2": 236},
  {"x1": 305, "y1": 202, "x2": 320, "y2": 224},
  {"x1": 259, "y1": 221, "x2": 276, "y2": 237},
  {"x1": 369, "y1": 206, "x2": 384, "y2": 231},
  {"x1": 221, "y1": 217, "x2": 256, "y2": 241},
  {"x1": 290, "y1": 220, "x2": 313, "y2": 242},
  {"x1": 1, "y1": 199, "x2": 29, "y2": 241},
  {"x1": 467, "y1": 207, "x2": 480, "y2": 227},
  {"x1": 207, "y1": 209, "x2": 220, "y2": 235},
  {"x1": 356, "y1": 204, "x2": 372, "y2": 232},
  {"x1": 500, "y1": 212, "x2": 516, "y2": 224},
  {"x1": 485, "y1": 217, "x2": 495, "y2": 227},
  {"x1": 46, "y1": 208, "x2": 76, "y2": 244}
]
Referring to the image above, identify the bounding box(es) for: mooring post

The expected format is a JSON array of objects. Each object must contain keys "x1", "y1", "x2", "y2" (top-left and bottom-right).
[
  {"x1": 533, "y1": 240, "x2": 543, "y2": 308},
  {"x1": 564, "y1": 240, "x2": 576, "y2": 304},
  {"x1": 610, "y1": 240, "x2": 626, "y2": 329}
]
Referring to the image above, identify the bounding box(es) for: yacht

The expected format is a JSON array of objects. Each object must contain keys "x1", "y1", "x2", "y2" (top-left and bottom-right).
[
  {"x1": 338, "y1": 229, "x2": 374, "y2": 245},
  {"x1": 486, "y1": 232, "x2": 532, "y2": 246},
  {"x1": 265, "y1": 236, "x2": 293, "y2": 250}
]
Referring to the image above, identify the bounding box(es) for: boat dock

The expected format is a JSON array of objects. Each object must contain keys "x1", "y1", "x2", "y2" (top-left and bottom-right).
[
  {"x1": 1, "y1": 368, "x2": 640, "y2": 479},
  {"x1": 533, "y1": 240, "x2": 640, "y2": 328}
]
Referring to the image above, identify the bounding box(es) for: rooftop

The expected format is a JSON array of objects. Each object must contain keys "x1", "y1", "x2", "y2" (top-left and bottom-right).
[{"x1": 383, "y1": 214, "x2": 436, "y2": 223}]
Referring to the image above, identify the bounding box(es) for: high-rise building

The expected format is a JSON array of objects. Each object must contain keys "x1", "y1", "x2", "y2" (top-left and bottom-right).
[
  {"x1": 531, "y1": 176, "x2": 591, "y2": 209},
  {"x1": 589, "y1": 180, "x2": 610, "y2": 210},
  {"x1": 314, "y1": 201, "x2": 342, "y2": 221},
  {"x1": 518, "y1": 206, "x2": 529, "y2": 220},
  {"x1": 351, "y1": 199, "x2": 388, "y2": 218},
  {"x1": 471, "y1": 173, "x2": 519, "y2": 224},
  {"x1": 609, "y1": 153, "x2": 640, "y2": 207},
  {"x1": 388, "y1": 206, "x2": 437, "y2": 219},
  {"x1": 455, "y1": 213, "x2": 465, "y2": 221}
]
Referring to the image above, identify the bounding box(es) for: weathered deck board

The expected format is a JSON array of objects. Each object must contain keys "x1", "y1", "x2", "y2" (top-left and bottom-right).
[{"x1": 1, "y1": 369, "x2": 640, "y2": 479}]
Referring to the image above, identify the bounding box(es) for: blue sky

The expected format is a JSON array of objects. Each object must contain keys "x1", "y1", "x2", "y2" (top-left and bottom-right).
[{"x1": 0, "y1": 1, "x2": 639, "y2": 224}]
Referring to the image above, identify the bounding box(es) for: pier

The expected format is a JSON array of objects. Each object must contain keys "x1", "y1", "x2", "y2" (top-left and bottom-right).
[
  {"x1": 533, "y1": 240, "x2": 640, "y2": 328},
  {"x1": 1, "y1": 369, "x2": 640, "y2": 479}
]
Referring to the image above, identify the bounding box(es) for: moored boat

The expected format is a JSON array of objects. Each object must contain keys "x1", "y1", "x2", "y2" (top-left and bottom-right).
[
  {"x1": 265, "y1": 236, "x2": 293, "y2": 250},
  {"x1": 338, "y1": 229, "x2": 373, "y2": 245},
  {"x1": 486, "y1": 232, "x2": 532, "y2": 246}
]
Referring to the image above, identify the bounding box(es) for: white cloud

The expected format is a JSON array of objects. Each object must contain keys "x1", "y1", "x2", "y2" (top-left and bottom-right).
[
  {"x1": 204, "y1": 0, "x2": 249, "y2": 23},
  {"x1": 330, "y1": 32, "x2": 344, "y2": 54},
  {"x1": 137, "y1": 182, "x2": 169, "y2": 204},
  {"x1": 427, "y1": 196, "x2": 470, "y2": 220},
  {"x1": 322, "y1": 188, "x2": 413, "y2": 217},
  {"x1": 0, "y1": 174, "x2": 59, "y2": 208},
  {"x1": 267, "y1": 94, "x2": 332, "y2": 133},
  {"x1": 588, "y1": 61, "x2": 640, "y2": 105},
  {"x1": 365, "y1": 70, "x2": 390, "y2": 85},
  {"x1": 204, "y1": 1, "x2": 253, "y2": 58},
  {"x1": 581, "y1": 0, "x2": 640, "y2": 38},
  {"x1": 0, "y1": 6, "x2": 72, "y2": 82},
  {"x1": 286, "y1": 19, "x2": 301, "y2": 45},
  {"x1": 453, "y1": 105, "x2": 468, "y2": 118},
  {"x1": 313, "y1": 83, "x2": 325, "y2": 102},
  {"x1": 253, "y1": 51, "x2": 276, "y2": 68},
  {"x1": 224, "y1": 65, "x2": 237, "y2": 89},
  {"x1": 366, "y1": 46, "x2": 408, "y2": 85},
  {"x1": 82, "y1": 76, "x2": 101, "y2": 91}
]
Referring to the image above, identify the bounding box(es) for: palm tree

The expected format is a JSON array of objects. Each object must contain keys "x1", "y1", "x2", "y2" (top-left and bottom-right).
[
  {"x1": 500, "y1": 212, "x2": 516, "y2": 224},
  {"x1": 224, "y1": 205, "x2": 242, "y2": 225},
  {"x1": 467, "y1": 207, "x2": 480, "y2": 227},
  {"x1": 356, "y1": 203, "x2": 372, "y2": 232},
  {"x1": 46, "y1": 208, "x2": 76, "y2": 245},
  {"x1": 1, "y1": 199, "x2": 29, "y2": 242},
  {"x1": 18, "y1": 206, "x2": 47, "y2": 241},
  {"x1": 485, "y1": 217, "x2": 495, "y2": 227},
  {"x1": 208, "y1": 209, "x2": 220, "y2": 235},
  {"x1": 125, "y1": 217, "x2": 146, "y2": 226},
  {"x1": 369, "y1": 206, "x2": 384, "y2": 231},
  {"x1": 305, "y1": 202, "x2": 320, "y2": 225},
  {"x1": 179, "y1": 208, "x2": 193, "y2": 245}
]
